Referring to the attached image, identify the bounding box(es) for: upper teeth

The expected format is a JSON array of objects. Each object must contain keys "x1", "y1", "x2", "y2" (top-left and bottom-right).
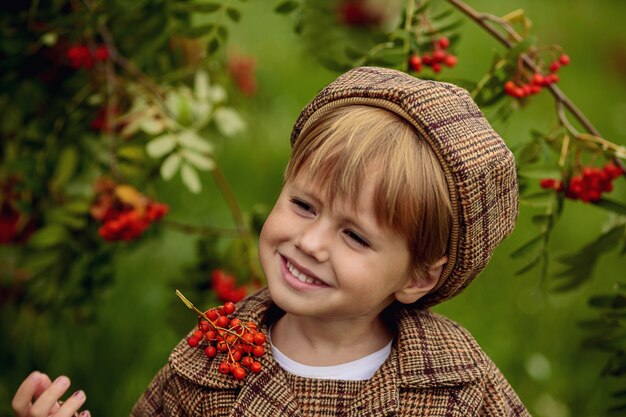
[{"x1": 287, "y1": 261, "x2": 324, "y2": 286}]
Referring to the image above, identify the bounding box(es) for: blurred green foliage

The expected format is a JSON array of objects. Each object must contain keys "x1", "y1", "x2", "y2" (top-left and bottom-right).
[{"x1": 1, "y1": 1, "x2": 626, "y2": 416}]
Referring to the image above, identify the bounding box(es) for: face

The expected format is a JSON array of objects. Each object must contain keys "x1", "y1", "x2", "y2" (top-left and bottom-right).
[{"x1": 259, "y1": 174, "x2": 419, "y2": 323}]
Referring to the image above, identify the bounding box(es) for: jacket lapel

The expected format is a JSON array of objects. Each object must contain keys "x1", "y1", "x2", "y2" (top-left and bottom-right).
[
  {"x1": 170, "y1": 289, "x2": 303, "y2": 416},
  {"x1": 169, "y1": 289, "x2": 490, "y2": 416},
  {"x1": 344, "y1": 349, "x2": 400, "y2": 417}
]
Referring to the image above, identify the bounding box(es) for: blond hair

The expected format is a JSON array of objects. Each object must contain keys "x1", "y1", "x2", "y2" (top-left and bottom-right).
[{"x1": 285, "y1": 105, "x2": 452, "y2": 276}]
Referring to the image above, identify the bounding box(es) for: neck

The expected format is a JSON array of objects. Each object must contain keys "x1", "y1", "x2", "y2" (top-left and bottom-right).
[{"x1": 271, "y1": 313, "x2": 394, "y2": 366}]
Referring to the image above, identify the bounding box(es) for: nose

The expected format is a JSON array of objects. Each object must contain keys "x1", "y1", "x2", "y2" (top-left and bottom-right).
[{"x1": 295, "y1": 219, "x2": 331, "y2": 262}]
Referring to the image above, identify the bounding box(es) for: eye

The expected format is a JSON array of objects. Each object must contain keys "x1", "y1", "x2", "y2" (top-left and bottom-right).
[
  {"x1": 289, "y1": 197, "x2": 315, "y2": 215},
  {"x1": 343, "y1": 229, "x2": 370, "y2": 248}
]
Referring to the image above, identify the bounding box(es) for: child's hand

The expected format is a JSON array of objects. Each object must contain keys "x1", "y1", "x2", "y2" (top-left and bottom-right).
[{"x1": 11, "y1": 371, "x2": 89, "y2": 417}]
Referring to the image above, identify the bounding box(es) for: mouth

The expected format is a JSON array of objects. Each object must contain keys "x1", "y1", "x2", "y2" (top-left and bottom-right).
[{"x1": 280, "y1": 255, "x2": 328, "y2": 288}]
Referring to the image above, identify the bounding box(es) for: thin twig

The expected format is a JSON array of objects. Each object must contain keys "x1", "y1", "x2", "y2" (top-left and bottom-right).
[{"x1": 444, "y1": 0, "x2": 601, "y2": 137}]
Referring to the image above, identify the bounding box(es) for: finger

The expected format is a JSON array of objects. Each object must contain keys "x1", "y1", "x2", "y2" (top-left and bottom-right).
[
  {"x1": 11, "y1": 371, "x2": 42, "y2": 416},
  {"x1": 29, "y1": 375, "x2": 71, "y2": 417},
  {"x1": 32, "y1": 374, "x2": 61, "y2": 415},
  {"x1": 33, "y1": 373, "x2": 53, "y2": 399},
  {"x1": 55, "y1": 390, "x2": 87, "y2": 417}
]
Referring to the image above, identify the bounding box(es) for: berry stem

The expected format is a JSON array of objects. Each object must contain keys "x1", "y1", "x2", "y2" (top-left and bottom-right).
[
  {"x1": 444, "y1": 0, "x2": 599, "y2": 136},
  {"x1": 444, "y1": 0, "x2": 626, "y2": 176},
  {"x1": 175, "y1": 290, "x2": 253, "y2": 340}
]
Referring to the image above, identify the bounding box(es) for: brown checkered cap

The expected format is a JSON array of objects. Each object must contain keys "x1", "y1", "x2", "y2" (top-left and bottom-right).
[{"x1": 290, "y1": 67, "x2": 519, "y2": 307}]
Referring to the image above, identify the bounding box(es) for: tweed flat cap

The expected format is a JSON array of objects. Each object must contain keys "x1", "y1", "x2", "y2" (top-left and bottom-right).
[{"x1": 290, "y1": 66, "x2": 519, "y2": 307}]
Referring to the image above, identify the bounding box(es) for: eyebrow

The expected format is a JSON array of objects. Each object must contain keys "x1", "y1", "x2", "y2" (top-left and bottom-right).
[{"x1": 290, "y1": 182, "x2": 384, "y2": 245}]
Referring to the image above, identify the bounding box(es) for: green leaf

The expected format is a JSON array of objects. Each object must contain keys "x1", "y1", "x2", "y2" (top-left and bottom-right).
[
  {"x1": 21, "y1": 250, "x2": 61, "y2": 276},
  {"x1": 181, "y1": 163, "x2": 202, "y2": 193},
  {"x1": 161, "y1": 153, "x2": 182, "y2": 180},
  {"x1": 344, "y1": 46, "x2": 365, "y2": 60},
  {"x1": 118, "y1": 145, "x2": 145, "y2": 161},
  {"x1": 274, "y1": 0, "x2": 299, "y2": 14},
  {"x1": 531, "y1": 214, "x2": 551, "y2": 226},
  {"x1": 178, "y1": 131, "x2": 213, "y2": 152},
  {"x1": 182, "y1": 149, "x2": 215, "y2": 171},
  {"x1": 64, "y1": 200, "x2": 91, "y2": 214},
  {"x1": 180, "y1": 24, "x2": 216, "y2": 38},
  {"x1": 183, "y1": 3, "x2": 222, "y2": 13},
  {"x1": 147, "y1": 134, "x2": 177, "y2": 158},
  {"x1": 517, "y1": 168, "x2": 561, "y2": 179},
  {"x1": 506, "y1": 36, "x2": 537, "y2": 62},
  {"x1": 593, "y1": 198, "x2": 626, "y2": 216},
  {"x1": 430, "y1": 8, "x2": 454, "y2": 21},
  {"x1": 207, "y1": 38, "x2": 220, "y2": 54},
  {"x1": 425, "y1": 18, "x2": 463, "y2": 35},
  {"x1": 226, "y1": 7, "x2": 241, "y2": 22},
  {"x1": 517, "y1": 140, "x2": 543, "y2": 164},
  {"x1": 510, "y1": 234, "x2": 543, "y2": 259},
  {"x1": 50, "y1": 146, "x2": 78, "y2": 191},
  {"x1": 27, "y1": 224, "x2": 68, "y2": 249},
  {"x1": 589, "y1": 295, "x2": 626, "y2": 309},
  {"x1": 515, "y1": 255, "x2": 541, "y2": 276}
]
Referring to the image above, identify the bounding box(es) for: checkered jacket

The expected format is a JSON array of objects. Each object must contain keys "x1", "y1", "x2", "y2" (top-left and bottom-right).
[{"x1": 131, "y1": 289, "x2": 529, "y2": 416}]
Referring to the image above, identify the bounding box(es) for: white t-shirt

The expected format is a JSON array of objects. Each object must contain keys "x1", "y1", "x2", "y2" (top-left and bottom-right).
[{"x1": 271, "y1": 339, "x2": 393, "y2": 381}]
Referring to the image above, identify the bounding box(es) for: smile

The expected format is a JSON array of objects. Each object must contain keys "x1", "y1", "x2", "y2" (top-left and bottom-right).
[{"x1": 286, "y1": 260, "x2": 326, "y2": 286}]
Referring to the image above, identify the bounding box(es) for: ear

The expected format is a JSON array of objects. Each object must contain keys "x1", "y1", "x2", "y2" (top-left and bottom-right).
[{"x1": 394, "y1": 256, "x2": 448, "y2": 305}]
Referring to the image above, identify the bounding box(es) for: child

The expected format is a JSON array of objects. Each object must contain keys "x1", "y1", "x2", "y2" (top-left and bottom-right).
[{"x1": 12, "y1": 66, "x2": 527, "y2": 416}]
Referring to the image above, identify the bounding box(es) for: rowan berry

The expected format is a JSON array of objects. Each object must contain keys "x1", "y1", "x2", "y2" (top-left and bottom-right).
[
  {"x1": 199, "y1": 320, "x2": 211, "y2": 332},
  {"x1": 532, "y1": 73, "x2": 544, "y2": 86},
  {"x1": 409, "y1": 55, "x2": 422, "y2": 72},
  {"x1": 231, "y1": 350, "x2": 242, "y2": 362},
  {"x1": 250, "y1": 361, "x2": 262, "y2": 374},
  {"x1": 241, "y1": 356, "x2": 253, "y2": 368},
  {"x1": 444, "y1": 55, "x2": 457, "y2": 68},
  {"x1": 217, "y1": 340, "x2": 229, "y2": 352},
  {"x1": 540, "y1": 178, "x2": 558, "y2": 189},
  {"x1": 549, "y1": 61, "x2": 560, "y2": 73},
  {"x1": 223, "y1": 302, "x2": 236, "y2": 315},
  {"x1": 193, "y1": 329, "x2": 204, "y2": 339},
  {"x1": 253, "y1": 333, "x2": 267, "y2": 346},
  {"x1": 253, "y1": 345, "x2": 265, "y2": 357},
  {"x1": 233, "y1": 366, "x2": 246, "y2": 380},
  {"x1": 206, "y1": 309, "x2": 219, "y2": 321},
  {"x1": 205, "y1": 330, "x2": 217, "y2": 341},
  {"x1": 559, "y1": 54, "x2": 570, "y2": 65},
  {"x1": 242, "y1": 332, "x2": 255, "y2": 344},
  {"x1": 218, "y1": 361, "x2": 230, "y2": 374},
  {"x1": 437, "y1": 37, "x2": 450, "y2": 49},
  {"x1": 205, "y1": 346, "x2": 217, "y2": 358},
  {"x1": 216, "y1": 315, "x2": 230, "y2": 328},
  {"x1": 188, "y1": 336, "x2": 200, "y2": 347},
  {"x1": 94, "y1": 46, "x2": 110, "y2": 61}
]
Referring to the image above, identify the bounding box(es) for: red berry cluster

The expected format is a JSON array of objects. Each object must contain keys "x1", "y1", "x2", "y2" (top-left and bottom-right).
[
  {"x1": 337, "y1": 0, "x2": 384, "y2": 27},
  {"x1": 90, "y1": 179, "x2": 169, "y2": 241},
  {"x1": 227, "y1": 52, "x2": 257, "y2": 97},
  {"x1": 409, "y1": 37, "x2": 457, "y2": 74},
  {"x1": 98, "y1": 203, "x2": 168, "y2": 241},
  {"x1": 212, "y1": 269, "x2": 248, "y2": 303},
  {"x1": 504, "y1": 54, "x2": 570, "y2": 99},
  {"x1": 66, "y1": 44, "x2": 110, "y2": 69},
  {"x1": 91, "y1": 106, "x2": 121, "y2": 132},
  {"x1": 187, "y1": 301, "x2": 267, "y2": 380},
  {"x1": 540, "y1": 162, "x2": 624, "y2": 203}
]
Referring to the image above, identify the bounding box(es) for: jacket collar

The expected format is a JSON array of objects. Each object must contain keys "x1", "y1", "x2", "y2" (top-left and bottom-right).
[{"x1": 169, "y1": 289, "x2": 490, "y2": 416}]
